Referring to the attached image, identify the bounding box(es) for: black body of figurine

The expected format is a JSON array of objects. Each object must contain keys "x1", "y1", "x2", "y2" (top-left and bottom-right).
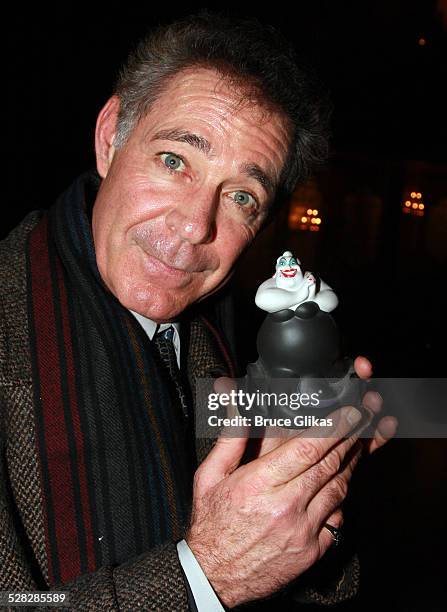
[{"x1": 242, "y1": 302, "x2": 360, "y2": 426}]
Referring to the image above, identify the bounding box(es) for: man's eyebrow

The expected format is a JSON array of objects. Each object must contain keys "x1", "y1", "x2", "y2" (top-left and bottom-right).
[
  {"x1": 151, "y1": 128, "x2": 211, "y2": 155},
  {"x1": 241, "y1": 162, "x2": 276, "y2": 196},
  {"x1": 150, "y1": 128, "x2": 276, "y2": 196}
]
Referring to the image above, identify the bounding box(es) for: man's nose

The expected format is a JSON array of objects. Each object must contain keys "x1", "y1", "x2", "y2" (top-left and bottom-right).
[{"x1": 165, "y1": 191, "x2": 217, "y2": 245}]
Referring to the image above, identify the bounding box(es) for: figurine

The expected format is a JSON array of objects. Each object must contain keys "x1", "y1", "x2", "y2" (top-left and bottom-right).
[
  {"x1": 242, "y1": 251, "x2": 359, "y2": 426},
  {"x1": 255, "y1": 251, "x2": 338, "y2": 314},
  {"x1": 252, "y1": 251, "x2": 342, "y2": 379}
]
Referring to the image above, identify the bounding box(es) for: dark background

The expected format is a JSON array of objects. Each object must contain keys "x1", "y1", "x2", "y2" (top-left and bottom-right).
[{"x1": 5, "y1": 2, "x2": 447, "y2": 610}]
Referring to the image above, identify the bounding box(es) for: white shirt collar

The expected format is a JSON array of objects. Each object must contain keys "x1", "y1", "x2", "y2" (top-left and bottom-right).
[{"x1": 129, "y1": 310, "x2": 181, "y2": 367}]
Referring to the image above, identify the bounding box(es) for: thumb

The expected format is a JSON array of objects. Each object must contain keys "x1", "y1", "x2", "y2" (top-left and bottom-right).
[
  {"x1": 197, "y1": 376, "x2": 250, "y2": 490},
  {"x1": 200, "y1": 434, "x2": 249, "y2": 489}
]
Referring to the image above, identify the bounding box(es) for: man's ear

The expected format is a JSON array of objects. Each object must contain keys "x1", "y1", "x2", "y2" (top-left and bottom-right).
[{"x1": 95, "y1": 95, "x2": 120, "y2": 178}]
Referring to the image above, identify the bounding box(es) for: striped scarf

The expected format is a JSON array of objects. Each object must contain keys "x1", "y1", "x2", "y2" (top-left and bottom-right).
[{"x1": 25, "y1": 172, "x2": 196, "y2": 585}]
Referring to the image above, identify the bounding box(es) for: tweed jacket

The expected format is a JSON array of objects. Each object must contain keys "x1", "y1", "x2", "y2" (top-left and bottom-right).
[{"x1": 0, "y1": 213, "x2": 359, "y2": 610}]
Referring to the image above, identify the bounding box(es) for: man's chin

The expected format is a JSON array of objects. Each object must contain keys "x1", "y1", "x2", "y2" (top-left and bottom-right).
[
  {"x1": 109, "y1": 262, "x2": 223, "y2": 321},
  {"x1": 119, "y1": 281, "x2": 201, "y2": 322},
  {"x1": 129, "y1": 305, "x2": 182, "y2": 323}
]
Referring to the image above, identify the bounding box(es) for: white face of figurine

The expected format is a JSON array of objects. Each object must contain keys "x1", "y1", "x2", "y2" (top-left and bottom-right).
[{"x1": 275, "y1": 251, "x2": 303, "y2": 290}]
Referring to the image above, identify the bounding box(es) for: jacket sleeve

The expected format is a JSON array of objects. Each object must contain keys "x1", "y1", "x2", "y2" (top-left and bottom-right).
[
  {"x1": 56, "y1": 544, "x2": 190, "y2": 611},
  {"x1": 287, "y1": 542, "x2": 360, "y2": 606}
]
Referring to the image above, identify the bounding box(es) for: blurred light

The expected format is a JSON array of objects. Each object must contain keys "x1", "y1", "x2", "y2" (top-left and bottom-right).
[
  {"x1": 307, "y1": 208, "x2": 313, "y2": 215},
  {"x1": 311, "y1": 218, "x2": 316, "y2": 224},
  {"x1": 412, "y1": 203, "x2": 418, "y2": 209},
  {"x1": 315, "y1": 218, "x2": 321, "y2": 225},
  {"x1": 312, "y1": 209, "x2": 318, "y2": 215},
  {"x1": 405, "y1": 201, "x2": 411, "y2": 207},
  {"x1": 419, "y1": 203, "x2": 424, "y2": 210},
  {"x1": 418, "y1": 38, "x2": 426, "y2": 46},
  {"x1": 416, "y1": 192, "x2": 422, "y2": 198},
  {"x1": 410, "y1": 192, "x2": 416, "y2": 198},
  {"x1": 301, "y1": 216, "x2": 308, "y2": 223}
]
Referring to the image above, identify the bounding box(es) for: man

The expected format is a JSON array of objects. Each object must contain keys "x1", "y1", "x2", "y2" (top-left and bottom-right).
[{"x1": 0, "y1": 13, "x2": 396, "y2": 610}]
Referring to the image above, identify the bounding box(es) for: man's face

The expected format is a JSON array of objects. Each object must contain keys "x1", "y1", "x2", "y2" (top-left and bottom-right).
[{"x1": 92, "y1": 68, "x2": 290, "y2": 321}]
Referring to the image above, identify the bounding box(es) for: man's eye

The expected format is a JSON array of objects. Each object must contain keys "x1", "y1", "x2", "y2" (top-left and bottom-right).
[
  {"x1": 279, "y1": 258, "x2": 286, "y2": 266},
  {"x1": 231, "y1": 191, "x2": 256, "y2": 207},
  {"x1": 289, "y1": 257, "x2": 297, "y2": 266},
  {"x1": 160, "y1": 153, "x2": 185, "y2": 172}
]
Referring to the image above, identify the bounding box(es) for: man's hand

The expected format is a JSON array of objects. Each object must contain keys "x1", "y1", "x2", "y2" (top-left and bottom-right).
[
  {"x1": 186, "y1": 406, "x2": 364, "y2": 608},
  {"x1": 187, "y1": 356, "x2": 397, "y2": 607}
]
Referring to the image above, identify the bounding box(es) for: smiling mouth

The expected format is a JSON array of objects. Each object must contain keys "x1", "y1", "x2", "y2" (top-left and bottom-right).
[
  {"x1": 281, "y1": 269, "x2": 297, "y2": 278},
  {"x1": 133, "y1": 234, "x2": 211, "y2": 278},
  {"x1": 143, "y1": 252, "x2": 191, "y2": 278}
]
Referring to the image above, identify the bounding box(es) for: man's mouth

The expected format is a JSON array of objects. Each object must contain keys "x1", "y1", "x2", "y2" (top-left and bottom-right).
[
  {"x1": 142, "y1": 251, "x2": 192, "y2": 278},
  {"x1": 132, "y1": 233, "x2": 214, "y2": 276},
  {"x1": 281, "y1": 268, "x2": 297, "y2": 278}
]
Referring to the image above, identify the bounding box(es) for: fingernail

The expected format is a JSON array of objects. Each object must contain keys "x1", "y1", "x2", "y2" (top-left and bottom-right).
[{"x1": 347, "y1": 407, "x2": 362, "y2": 426}]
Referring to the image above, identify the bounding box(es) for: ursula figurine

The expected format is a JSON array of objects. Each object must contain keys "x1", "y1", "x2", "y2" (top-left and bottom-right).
[
  {"x1": 255, "y1": 251, "x2": 338, "y2": 315},
  {"x1": 243, "y1": 251, "x2": 359, "y2": 425}
]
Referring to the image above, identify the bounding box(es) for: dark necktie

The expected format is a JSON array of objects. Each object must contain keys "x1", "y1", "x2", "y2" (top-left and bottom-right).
[
  {"x1": 153, "y1": 326, "x2": 189, "y2": 420},
  {"x1": 153, "y1": 326, "x2": 197, "y2": 494}
]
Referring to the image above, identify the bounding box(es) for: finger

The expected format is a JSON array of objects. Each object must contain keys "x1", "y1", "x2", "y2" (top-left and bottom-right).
[
  {"x1": 365, "y1": 416, "x2": 398, "y2": 454},
  {"x1": 255, "y1": 392, "x2": 380, "y2": 458},
  {"x1": 251, "y1": 405, "x2": 362, "y2": 487},
  {"x1": 361, "y1": 390, "x2": 383, "y2": 415},
  {"x1": 307, "y1": 440, "x2": 362, "y2": 522},
  {"x1": 354, "y1": 355, "x2": 372, "y2": 380},
  {"x1": 284, "y1": 434, "x2": 361, "y2": 506},
  {"x1": 318, "y1": 508, "x2": 344, "y2": 554}
]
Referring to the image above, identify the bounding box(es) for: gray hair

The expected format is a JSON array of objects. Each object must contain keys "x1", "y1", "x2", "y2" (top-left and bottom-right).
[{"x1": 113, "y1": 12, "x2": 331, "y2": 203}]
